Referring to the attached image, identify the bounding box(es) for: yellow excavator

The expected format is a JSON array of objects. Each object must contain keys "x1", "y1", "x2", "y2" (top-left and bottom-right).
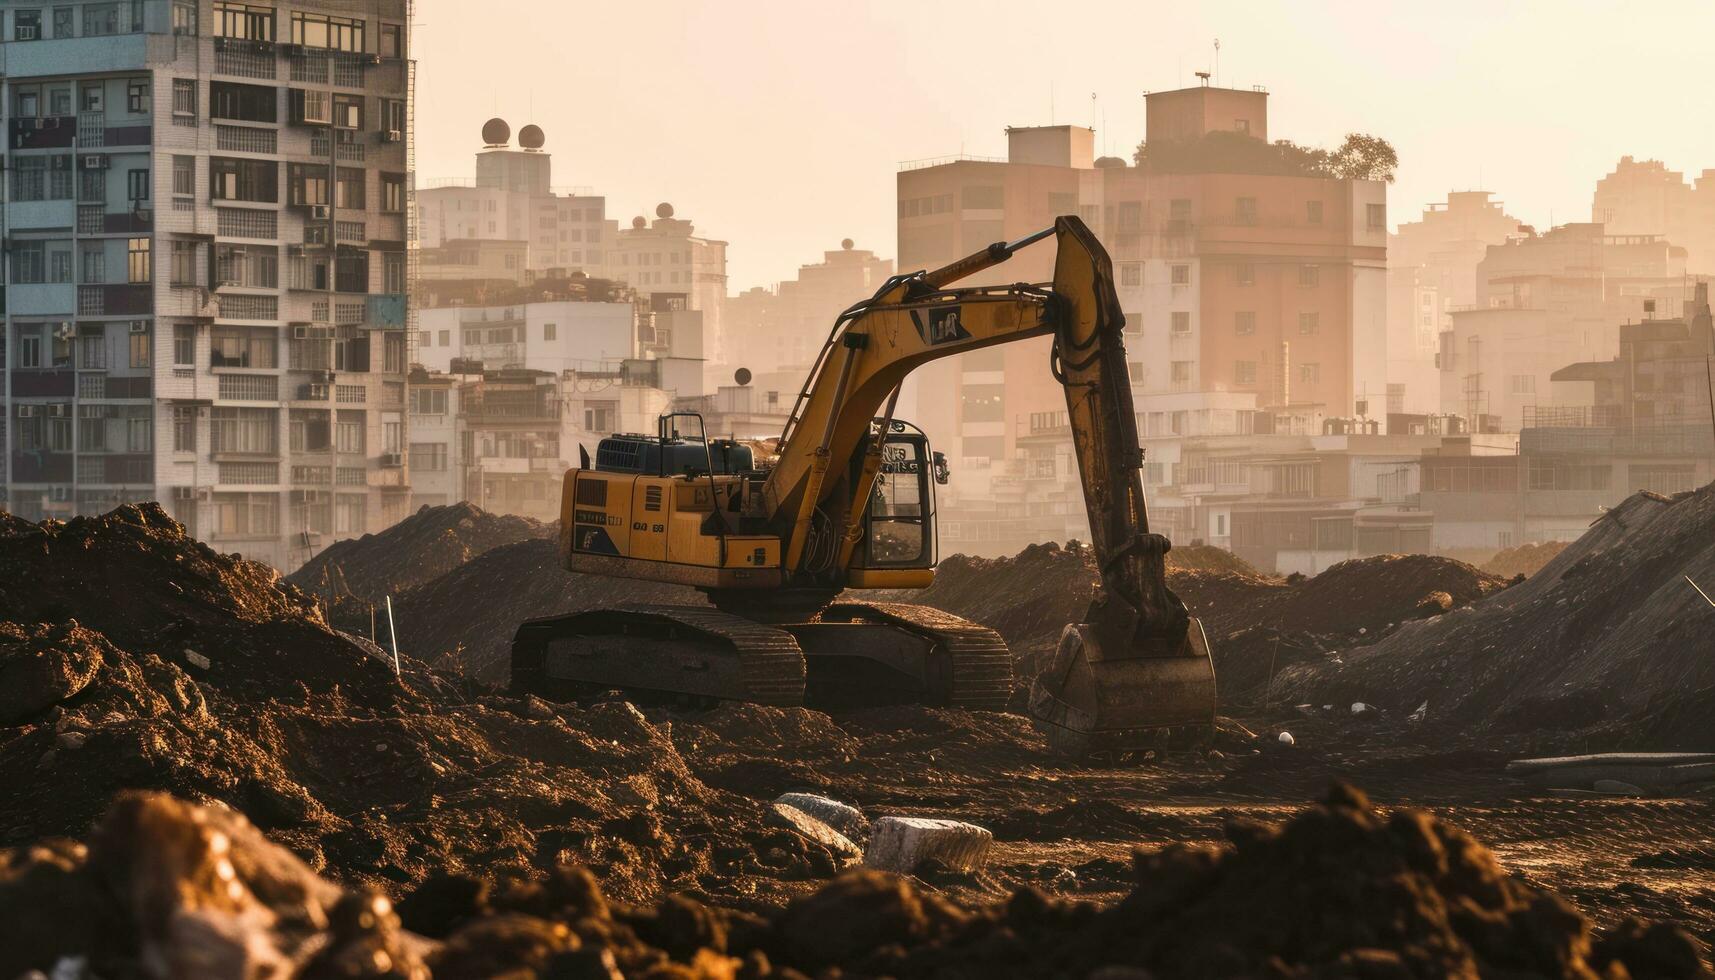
[{"x1": 511, "y1": 216, "x2": 1216, "y2": 752}]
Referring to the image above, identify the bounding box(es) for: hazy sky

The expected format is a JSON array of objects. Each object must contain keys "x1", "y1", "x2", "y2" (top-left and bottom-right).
[{"x1": 415, "y1": 0, "x2": 1715, "y2": 291}]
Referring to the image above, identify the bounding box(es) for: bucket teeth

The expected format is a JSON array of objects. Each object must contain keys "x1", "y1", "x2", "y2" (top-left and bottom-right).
[{"x1": 1027, "y1": 617, "x2": 1217, "y2": 755}]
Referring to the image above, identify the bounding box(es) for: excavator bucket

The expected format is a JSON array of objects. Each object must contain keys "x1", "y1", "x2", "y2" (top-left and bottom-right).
[{"x1": 1027, "y1": 614, "x2": 1217, "y2": 755}]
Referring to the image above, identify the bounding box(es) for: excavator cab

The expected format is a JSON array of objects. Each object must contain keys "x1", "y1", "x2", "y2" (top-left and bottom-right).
[{"x1": 854, "y1": 421, "x2": 937, "y2": 571}]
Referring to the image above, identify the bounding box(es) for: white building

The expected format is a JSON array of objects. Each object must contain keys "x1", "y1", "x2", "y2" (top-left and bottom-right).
[
  {"x1": 609, "y1": 203, "x2": 727, "y2": 379},
  {"x1": 416, "y1": 300, "x2": 636, "y2": 374}
]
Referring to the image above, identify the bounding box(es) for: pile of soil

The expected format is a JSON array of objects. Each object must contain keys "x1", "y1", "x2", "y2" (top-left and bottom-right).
[
  {"x1": 4, "y1": 785, "x2": 1705, "y2": 978},
  {"x1": 1280, "y1": 486, "x2": 1715, "y2": 743},
  {"x1": 392, "y1": 538, "x2": 696, "y2": 682},
  {"x1": 0, "y1": 505, "x2": 847, "y2": 911},
  {"x1": 288, "y1": 503, "x2": 554, "y2": 632},
  {"x1": 1483, "y1": 540, "x2": 1571, "y2": 580}
]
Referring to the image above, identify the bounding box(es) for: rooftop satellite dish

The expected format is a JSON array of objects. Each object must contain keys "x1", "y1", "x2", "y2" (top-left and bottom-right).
[
  {"x1": 481, "y1": 117, "x2": 510, "y2": 147},
  {"x1": 734, "y1": 367, "x2": 752, "y2": 387},
  {"x1": 656, "y1": 202, "x2": 675, "y2": 219},
  {"x1": 840, "y1": 238, "x2": 854, "y2": 250},
  {"x1": 631, "y1": 216, "x2": 647, "y2": 229},
  {"x1": 518, "y1": 123, "x2": 545, "y2": 149}
]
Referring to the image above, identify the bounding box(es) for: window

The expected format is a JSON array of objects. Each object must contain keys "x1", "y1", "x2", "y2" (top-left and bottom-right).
[
  {"x1": 130, "y1": 327, "x2": 151, "y2": 368},
  {"x1": 126, "y1": 79, "x2": 149, "y2": 114},
  {"x1": 15, "y1": 88, "x2": 40, "y2": 119},
  {"x1": 210, "y1": 81, "x2": 276, "y2": 122},
  {"x1": 1299, "y1": 312, "x2": 1319, "y2": 335},
  {"x1": 383, "y1": 252, "x2": 405, "y2": 294},
  {"x1": 382, "y1": 412, "x2": 402, "y2": 453},
  {"x1": 1120, "y1": 263, "x2": 1141, "y2": 287},
  {"x1": 213, "y1": 1, "x2": 273, "y2": 41},
  {"x1": 380, "y1": 172, "x2": 405, "y2": 212},
  {"x1": 81, "y1": 243, "x2": 106, "y2": 284},
  {"x1": 53, "y1": 7, "x2": 74, "y2": 37},
  {"x1": 1171, "y1": 312, "x2": 1191, "y2": 335},
  {"x1": 1235, "y1": 361, "x2": 1257, "y2": 385},
  {"x1": 287, "y1": 163, "x2": 329, "y2": 207},
  {"x1": 381, "y1": 98, "x2": 406, "y2": 134},
  {"x1": 332, "y1": 94, "x2": 364, "y2": 130},
  {"x1": 16, "y1": 327, "x2": 44, "y2": 368},
  {"x1": 383, "y1": 334, "x2": 404, "y2": 374},
  {"x1": 409, "y1": 443, "x2": 446, "y2": 471},
  {"x1": 210, "y1": 157, "x2": 278, "y2": 203},
  {"x1": 1300, "y1": 363, "x2": 1321, "y2": 384},
  {"x1": 1116, "y1": 201, "x2": 1142, "y2": 231},
  {"x1": 543, "y1": 322, "x2": 557, "y2": 341},
  {"x1": 1235, "y1": 311, "x2": 1256, "y2": 336},
  {"x1": 335, "y1": 167, "x2": 365, "y2": 209},
  {"x1": 215, "y1": 244, "x2": 278, "y2": 288},
  {"x1": 13, "y1": 241, "x2": 47, "y2": 283},
  {"x1": 48, "y1": 245, "x2": 72, "y2": 283},
  {"x1": 437, "y1": 330, "x2": 449, "y2": 347},
  {"x1": 335, "y1": 495, "x2": 365, "y2": 535},
  {"x1": 173, "y1": 156, "x2": 195, "y2": 197},
  {"x1": 1509, "y1": 374, "x2": 1536, "y2": 394},
  {"x1": 1298, "y1": 264, "x2": 1320, "y2": 288},
  {"x1": 1170, "y1": 264, "x2": 1190, "y2": 285},
  {"x1": 15, "y1": 9, "x2": 41, "y2": 40},
  {"x1": 335, "y1": 251, "x2": 369, "y2": 293},
  {"x1": 170, "y1": 78, "x2": 197, "y2": 118},
  {"x1": 80, "y1": 82, "x2": 102, "y2": 112},
  {"x1": 49, "y1": 87, "x2": 71, "y2": 116},
  {"x1": 127, "y1": 168, "x2": 150, "y2": 202},
  {"x1": 1235, "y1": 197, "x2": 1257, "y2": 226},
  {"x1": 336, "y1": 411, "x2": 365, "y2": 454},
  {"x1": 170, "y1": 240, "x2": 197, "y2": 286},
  {"x1": 11, "y1": 157, "x2": 45, "y2": 201},
  {"x1": 1306, "y1": 200, "x2": 1324, "y2": 225},
  {"x1": 289, "y1": 410, "x2": 331, "y2": 451},
  {"x1": 174, "y1": 324, "x2": 195, "y2": 365},
  {"x1": 172, "y1": 0, "x2": 196, "y2": 35},
  {"x1": 379, "y1": 22, "x2": 402, "y2": 58},
  {"x1": 212, "y1": 493, "x2": 280, "y2": 537},
  {"x1": 410, "y1": 388, "x2": 447, "y2": 415},
  {"x1": 1367, "y1": 202, "x2": 1386, "y2": 231},
  {"x1": 83, "y1": 3, "x2": 123, "y2": 36},
  {"x1": 291, "y1": 11, "x2": 365, "y2": 51},
  {"x1": 127, "y1": 238, "x2": 151, "y2": 283},
  {"x1": 1170, "y1": 361, "x2": 1192, "y2": 384},
  {"x1": 210, "y1": 327, "x2": 277, "y2": 368},
  {"x1": 173, "y1": 406, "x2": 196, "y2": 451},
  {"x1": 209, "y1": 407, "x2": 278, "y2": 454},
  {"x1": 78, "y1": 327, "x2": 107, "y2": 369}
]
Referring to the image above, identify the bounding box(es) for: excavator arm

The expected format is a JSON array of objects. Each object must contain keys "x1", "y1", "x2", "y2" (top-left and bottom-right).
[{"x1": 763, "y1": 216, "x2": 1216, "y2": 749}]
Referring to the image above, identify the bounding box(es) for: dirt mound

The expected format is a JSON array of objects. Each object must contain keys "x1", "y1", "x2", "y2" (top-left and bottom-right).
[
  {"x1": 1279, "y1": 486, "x2": 1715, "y2": 742},
  {"x1": 5, "y1": 785, "x2": 1705, "y2": 979},
  {"x1": 1259, "y1": 553, "x2": 1507, "y2": 637},
  {"x1": 1483, "y1": 540, "x2": 1571, "y2": 580},
  {"x1": 289, "y1": 503, "x2": 554, "y2": 631},
  {"x1": 393, "y1": 537, "x2": 696, "y2": 682}
]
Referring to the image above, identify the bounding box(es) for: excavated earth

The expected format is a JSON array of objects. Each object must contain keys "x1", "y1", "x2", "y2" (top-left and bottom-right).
[{"x1": 2, "y1": 502, "x2": 1714, "y2": 975}]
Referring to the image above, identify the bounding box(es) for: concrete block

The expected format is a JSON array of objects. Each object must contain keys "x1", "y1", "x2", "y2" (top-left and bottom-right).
[
  {"x1": 767, "y1": 803, "x2": 861, "y2": 868},
  {"x1": 774, "y1": 792, "x2": 866, "y2": 839},
  {"x1": 863, "y1": 816, "x2": 993, "y2": 874}
]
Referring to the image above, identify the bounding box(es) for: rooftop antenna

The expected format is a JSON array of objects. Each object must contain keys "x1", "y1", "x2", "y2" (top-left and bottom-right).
[{"x1": 1214, "y1": 38, "x2": 1220, "y2": 87}]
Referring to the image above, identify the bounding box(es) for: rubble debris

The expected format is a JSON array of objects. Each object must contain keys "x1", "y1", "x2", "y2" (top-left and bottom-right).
[
  {"x1": 1507, "y1": 752, "x2": 1715, "y2": 795},
  {"x1": 774, "y1": 792, "x2": 866, "y2": 840},
  {"x1": 863, "y1": 816, "x2": 994, "y2": 874},
  {"x1": 2, "y1": 786, "x2": 1706, "y2": 979},
  {"x1": 766, "y1": 803, "x2": 861, "y2": 870},
  {"x1": 1277, "y1": 731, "x2": 1296, "y2": 746}
]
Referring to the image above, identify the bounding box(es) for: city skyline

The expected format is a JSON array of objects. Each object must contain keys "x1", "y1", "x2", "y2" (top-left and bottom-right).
[{"x1": 414, "y1": 0, "x2": 1715, "y2": 288}]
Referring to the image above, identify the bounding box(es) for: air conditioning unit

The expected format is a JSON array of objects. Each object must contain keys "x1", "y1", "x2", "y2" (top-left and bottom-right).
[
  {"x1": 81, "y1": 154, "x2": 108, "y2": 170},
  {"x1": 309, "y1": 205, "x2": 331, "y2": 221},
  {"x1": 172, "y1": 486, "x2": 197, "y2": 501},
  {"x1": 129, "y1": 320, "x2": 147, "y2": 334},
  {"x1": 382, "y1": 129, "x2": 402, "y2": 143},
  {"x1": 16, "y1": 25, "x2": 38, "y2": 40},
  {"x1": 291, "y1": 326, "x2": 309, "y2": 340},
  {"x1": 15, "y1": 405, "x2": 36, "y2": 418}
]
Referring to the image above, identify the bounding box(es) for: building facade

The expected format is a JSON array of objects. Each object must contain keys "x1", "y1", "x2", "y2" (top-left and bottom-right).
[
  {"x1": 1, "y1": 0, "x2": 415, "y2": 571},
  {"x1": 1592, "y1": 156, "x2": 1715, "y2": 275},
  {"x1": 608, "y1": 203, "x2": 727, "y2": 379}
]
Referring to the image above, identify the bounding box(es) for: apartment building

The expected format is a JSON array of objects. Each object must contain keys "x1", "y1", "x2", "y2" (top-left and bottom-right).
[
  {"x1": 1438, "y1": 223, "x2": 1692, "y2": 431},
  {"x1": 1387, "y1": 191, "x2": 1525, "y2": 414},
  {"x1": 608, "y1": 203, "x2": 727, "y2": 379},
  {"x1": 416, "y1": 119, "x2": 609, "y2": 279},
  {"x1": 724, "y1": 239, "x2": 893, "y2": 377},
  {"x1": 1593, "y1": 156, "x2": 1715, "y2": 275},
  {"x1": 896, "y1": 85, "x2": 1387, "y2": 554},
  {"x1": 0, "y1": 0, "x2": 414, "y2": 571}
]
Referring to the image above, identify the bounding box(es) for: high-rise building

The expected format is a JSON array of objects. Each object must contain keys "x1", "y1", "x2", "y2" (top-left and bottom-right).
[
  {"x1": 896, "y1": 86, "x2": 1388, "y2": 552},
  {"x1": 609, "y1": 203, "x2": 727, "y2": 379},
  {"x1": 1593, "y1": 157, "x2": 1715, "y2": 275},
  {"x1": 724, "y1": 239, "x2": 893, "y2": 377},
  {"x1": 416, "y1": 118, "x2": 610, "y2": 280},
  {"x1": 1, "y1": 0, "x2": 416, "y2": 571},
  {"x1": 1387, "y1": 191, "x2": 1525, "y2": 414}
]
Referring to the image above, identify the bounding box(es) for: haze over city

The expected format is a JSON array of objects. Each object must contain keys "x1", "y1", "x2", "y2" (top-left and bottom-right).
[{"x1": 418, "y1": 0, "x2": 1715, "y2": 288}]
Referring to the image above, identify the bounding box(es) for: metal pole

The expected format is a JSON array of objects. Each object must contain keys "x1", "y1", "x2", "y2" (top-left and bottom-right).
[{"x1": 384, "y1": 594, "x2": 400, "y2": 675}]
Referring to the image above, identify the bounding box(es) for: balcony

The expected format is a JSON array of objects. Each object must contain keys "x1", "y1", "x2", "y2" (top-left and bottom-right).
[
  {"x1": 10, "y1": 116, "x2": 76, "y2": 149},
  {"x1": 78, "y1": 205, "x2": 152, "y2": 235},
  {"x1": 78, "y1": 284, "x2": 153, "y2": 316},
  {"x1": 74, "y1": 113, "x2": 150, "y2": 149}
]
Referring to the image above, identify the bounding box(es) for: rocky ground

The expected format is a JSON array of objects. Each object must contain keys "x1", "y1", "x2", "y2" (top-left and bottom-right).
[{"x1": 2, "y1": 501, "x2": 1713, "y2": 976}]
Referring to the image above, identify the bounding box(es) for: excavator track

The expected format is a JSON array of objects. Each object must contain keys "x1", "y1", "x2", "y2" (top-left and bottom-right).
[
  {"x1": 511, "y1": 604, "x2": 807, "y2": 706},
  {"x1": 816, "y1": 601, "x2": 1013, "y2": 710}
]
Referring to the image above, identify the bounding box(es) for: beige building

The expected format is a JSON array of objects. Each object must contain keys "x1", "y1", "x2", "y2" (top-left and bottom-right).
[
  {"x1": 418, "y1": 238, "x2": 527, "y2": 282},
  {"x1": 1439, "y1": 223, "x2": 1692, "y2": 431},
  {"x1": 725, "y1": 240, "x2": 894, "y2": 377},
  {"x1": 1593, "y1": 156, "x2": 1715, "y2": 274},
  {"x1": 1387, "y1": 192, "x2": 1525, "y2": 415},
  {"x1": 609, "y1": 204, "x2": 727, "y2": 380}
]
